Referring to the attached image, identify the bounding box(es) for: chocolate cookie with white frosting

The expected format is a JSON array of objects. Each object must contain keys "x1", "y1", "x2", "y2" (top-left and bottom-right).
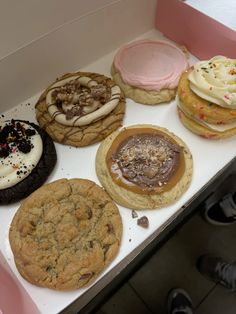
[
  {"x1": 35, "y1": 72, "x2": 125, "y2": 147},
  {"x1": 0, "y1": 119, "x2": 57, "y2": 204}
]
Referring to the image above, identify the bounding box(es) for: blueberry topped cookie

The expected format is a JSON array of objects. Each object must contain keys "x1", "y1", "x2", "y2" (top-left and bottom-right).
[
  {"x1": 0, "y1": 119, "x2": 56, "y2": 204},
  {"x1": 9, "y1": 178, "x2": 122, "y2": 290},
  {"x1": 35, "y1": 72, "x2": 125, "y2": 147}
]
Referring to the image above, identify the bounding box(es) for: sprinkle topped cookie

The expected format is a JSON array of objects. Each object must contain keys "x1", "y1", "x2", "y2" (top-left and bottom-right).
[
  {"x1": 188, "y1": 56, "x2": 236, "y2": 109},
  {"x1": 177, "y1": 56, "x2": 236, "y2": 139}
]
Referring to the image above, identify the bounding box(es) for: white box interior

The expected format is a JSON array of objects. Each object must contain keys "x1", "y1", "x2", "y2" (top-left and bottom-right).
[{"x1": 0, "y1": 1, "x2": 235, "y2": 313}]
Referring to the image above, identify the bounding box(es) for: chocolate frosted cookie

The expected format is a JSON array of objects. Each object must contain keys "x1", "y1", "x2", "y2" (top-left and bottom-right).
[
  {"x1": 35, "y1": 72, "x2": 125, "y2": 147},
  {"x1": 0, "y1": 119, "x2": 56, "y2": 204},
  {"x1": 9, "y1": 178, "x2": 122, "y2": 290},
  {"x1": 96, "y1": 125, "x2": 193, "y2": 209}
]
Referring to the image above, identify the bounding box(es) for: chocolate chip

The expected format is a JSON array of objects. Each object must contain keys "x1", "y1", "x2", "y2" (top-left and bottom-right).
[
  {"x1": 18, "y1": 140, "x2": 31, "y2": 154},
  {"x1": 0, "y1": 148, "x2": 9, "y2": 158},
  {"x1": 79, "y1": 272, "x2": 93, "y2": 280},
  {"x1": 25, "y1": 129, "x2": 36, "y2": 136},
  {"x1": 106, "y1": 223, "x2": 114, "y2": 233}
]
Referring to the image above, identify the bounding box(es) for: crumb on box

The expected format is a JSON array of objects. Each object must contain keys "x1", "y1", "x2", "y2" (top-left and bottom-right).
[{"x1": 137, "y1": 216, "x2": 149, "y2": 228}]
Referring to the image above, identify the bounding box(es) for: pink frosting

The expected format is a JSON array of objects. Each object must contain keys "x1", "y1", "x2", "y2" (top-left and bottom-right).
[{"x1": 114, "y1": 39, "x2": 188, "y2": 91}]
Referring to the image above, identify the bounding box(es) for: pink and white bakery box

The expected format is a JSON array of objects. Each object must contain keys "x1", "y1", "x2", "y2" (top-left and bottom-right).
[
  {"x1": 0, "y1": 251, "x2": 40, "y2": 314},
  {"x1": 156, "y1": 0, "x2": 236, "y2": 59},
  {"x1": 0, "y1": 1, "x2": 236, "y2": 314}
]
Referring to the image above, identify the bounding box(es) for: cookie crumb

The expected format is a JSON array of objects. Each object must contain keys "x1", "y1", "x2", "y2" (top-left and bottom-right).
[
  {"x1": 137, "y1": 216, "x2": 149, "y2": 228},
  {"x1": 132, "y1": 209, "x2": 138, "y2": 218},
  {"x1": 129, "y1": 239, "x2": 132, "y2": 242}
]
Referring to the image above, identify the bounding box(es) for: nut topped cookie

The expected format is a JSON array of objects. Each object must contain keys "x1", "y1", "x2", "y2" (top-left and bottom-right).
[
  {"x1": 0, "y1": 119, "x2": 56, "y2": 204},
  {"x1": 36, "y1": 72, "x2": 125, "y2": 147},
  {"x1": 9, "y1": 178, "x2": 122, "y2": 290},
  {"x1": 96, "y1": 125, "x2": 193, "y2": 209}
]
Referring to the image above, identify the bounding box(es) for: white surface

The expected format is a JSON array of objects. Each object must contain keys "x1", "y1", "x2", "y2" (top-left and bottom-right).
[
  {"x1": 186, "y1": 0, "x2": 236, "y2": 30},
  {"x1": 0, "y1": 29, "x2": 235, "y2": 314},
  {"x1": 0, "y1": 0, "x2": 120, "y2": 59}
]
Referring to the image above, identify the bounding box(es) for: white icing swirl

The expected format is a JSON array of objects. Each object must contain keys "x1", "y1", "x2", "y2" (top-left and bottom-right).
[
  {"x1": 188, "y1": 56, "x2": 236, "y2": 109},
  {"x1": 0, "y1": 121, "x2": 43, "y2": 189},
  {"x1": 46, "y1": 75, "x2": 121, "y2": 126}
]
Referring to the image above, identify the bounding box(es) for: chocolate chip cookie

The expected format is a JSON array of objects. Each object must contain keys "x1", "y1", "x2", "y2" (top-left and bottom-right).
[
  {"x1": 9, "y1": 178, "x2": 122, "y2": 290},
  {"x1": 35, "y1": 72, "x2": 125, "y2": 147}
]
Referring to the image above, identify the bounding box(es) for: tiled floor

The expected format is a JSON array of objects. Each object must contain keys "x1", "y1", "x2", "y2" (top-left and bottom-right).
[{"x1": 94, "y1": 173, "x2": 236, "y2": 314}]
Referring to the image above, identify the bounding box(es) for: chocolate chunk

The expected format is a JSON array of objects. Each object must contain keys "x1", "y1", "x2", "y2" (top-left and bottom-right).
[
  {"x1": 0, "y1": 147, "x2": 9, "y2": 158},
  {"x1": 79, "y1": 272, "x2": 93, "y2": 280},
  {"x1": 25, "y1": 129, "x2": 36, "y2": 137},
  {"x1": 137, "y1": 216, "x2": 149, "y2": 228},
  {"x1": 87, "y1": 208, "x2": 93, "y2": 219},
  {"x1": 17, "y1": 140, "x2": 32, "y2": 154},
  {"x1": 106, "y1": 223, "x2": 114, "y2": 233}
]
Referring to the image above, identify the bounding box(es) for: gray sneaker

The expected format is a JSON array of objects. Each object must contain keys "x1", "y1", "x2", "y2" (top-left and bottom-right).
[
  {"x1": 197, "y1": 255, "x2": 236, "y2": 291},
  {"x1": 167, "y1": 288, "x2": 193, "y2": 314},
  {"x1": 204, "y1": 193, "x2": 236, "y2": 226}
]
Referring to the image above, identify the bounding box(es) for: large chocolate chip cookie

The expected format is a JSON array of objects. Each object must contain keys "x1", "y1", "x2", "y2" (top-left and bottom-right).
[{"x1": 9, "y1": 178, "x2": 122, "y2": 290}]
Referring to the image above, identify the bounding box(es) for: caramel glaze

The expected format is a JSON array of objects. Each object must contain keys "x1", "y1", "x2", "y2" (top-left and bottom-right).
[{"x1": 106, "y1": 128, "x2": 186, "y2": 195}]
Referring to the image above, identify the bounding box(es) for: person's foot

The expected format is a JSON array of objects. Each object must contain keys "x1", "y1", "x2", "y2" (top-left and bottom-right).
[
  {"x1": 204, "y1": 192, "x2": 236, "y2": 226},
  {"x1": 167, "y1": 288, "x2": 193, "y2": 314},
  {"x1": 197, "y1": 255, "x2": 236, "y2": 291}
]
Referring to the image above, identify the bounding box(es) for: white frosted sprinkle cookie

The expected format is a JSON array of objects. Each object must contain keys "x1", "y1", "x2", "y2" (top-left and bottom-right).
[{"x1": 177, "y1": 56, "x2": 236, "y2": 139}]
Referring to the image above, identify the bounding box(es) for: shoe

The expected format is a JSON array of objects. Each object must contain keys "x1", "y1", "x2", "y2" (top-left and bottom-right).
[
  {"x1": 167, "y1": 288, "x2": 193, "y2": 314},
  {"x1": 197, "y1": 255, "x2": 236, "y2": 291},
  {"x1": 204, "y1": 192, "x2": 236, "y2": 226}
]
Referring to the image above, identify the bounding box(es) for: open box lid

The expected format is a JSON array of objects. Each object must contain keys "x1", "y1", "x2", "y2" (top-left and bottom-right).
[
  {"x1": 156, "y1": 0, "x2": 236, "y2": 59},
  {"x1": 0, "y1": 251, "x2": 39, "y2": 314}
]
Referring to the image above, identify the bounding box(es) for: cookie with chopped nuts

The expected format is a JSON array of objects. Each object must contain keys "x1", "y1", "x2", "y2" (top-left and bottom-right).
[
  {"x1": 9, "y1": 178, "x2": 122, "y2": 290},
  {"x1": 0, "y1": 119, "x2": 56, "y2": 204},
  {"x1": 35, "y1": 72, "x2": 125, "y2": 147},
  {"x1": 96, "y1": 124, "x2": 193, "y2": 209}
]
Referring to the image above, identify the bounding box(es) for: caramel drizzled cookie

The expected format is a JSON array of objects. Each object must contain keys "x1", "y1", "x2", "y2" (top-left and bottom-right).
[
  {"x1": 96, "y1": 124, "x2": 193, "y2": 209},
  {"x1": 35, "y1": 72, "x2": 125, "y2": 146},
  {"x1": 177, "y1": 56, "x2": 236, "y2": 139},
  {"x1": 0, "y1": 119, "x2": 56, "y2": 204},
  {"x1": 9, "y1": 178, "x2": 122, "y2": 290}
]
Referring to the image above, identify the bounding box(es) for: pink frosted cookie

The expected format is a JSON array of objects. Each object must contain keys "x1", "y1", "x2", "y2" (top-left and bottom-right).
[{"x1": 112, "y1": 39, "x2": 188, "y2": 105}]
